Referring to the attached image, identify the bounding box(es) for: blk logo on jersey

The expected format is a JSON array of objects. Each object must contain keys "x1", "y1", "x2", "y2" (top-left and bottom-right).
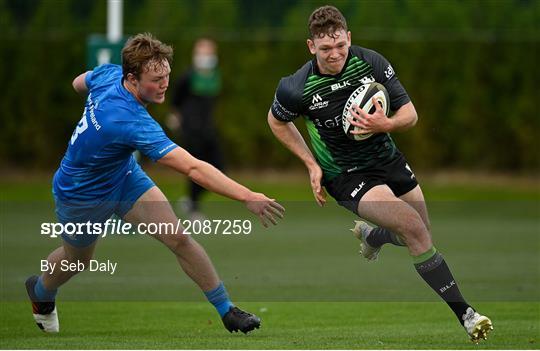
[
  {"x1": 331, "y1": 80, "x2": 351, "y2": 91},
  {"x1": 310, "y1": 93, "x2": 329, "y2": 110}
]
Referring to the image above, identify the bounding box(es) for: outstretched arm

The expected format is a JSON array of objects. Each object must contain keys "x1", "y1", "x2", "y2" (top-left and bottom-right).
[
  {"x1": 158, "y1": 147, "x2": 284, "y2": 226},
  {"x1": 267, "y1": 111, "x2": 326, "y2": 206}
]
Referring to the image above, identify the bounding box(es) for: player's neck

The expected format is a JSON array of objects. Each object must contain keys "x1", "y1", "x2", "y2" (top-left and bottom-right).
[
  {"x1": 122, "y1": 79, "x2": 148, "y2": 107},
  {"x1": 315, "y1": 60, "x2": 344, "y2": 76}
]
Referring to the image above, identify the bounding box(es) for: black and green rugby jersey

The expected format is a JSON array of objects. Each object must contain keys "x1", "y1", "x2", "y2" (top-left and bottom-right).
[{"x1": 270, "y1": 46, "x2": 410, "y2": 181}]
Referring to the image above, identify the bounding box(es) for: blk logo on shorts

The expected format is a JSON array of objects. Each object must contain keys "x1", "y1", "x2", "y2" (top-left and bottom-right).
[{"x1": 350, "y1": 181, "x2": 366, "y2": 198}]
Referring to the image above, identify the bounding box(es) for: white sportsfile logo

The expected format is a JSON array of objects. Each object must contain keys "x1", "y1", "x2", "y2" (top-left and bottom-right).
[{"x1": 312, "y1": 94, "x2": 323, "y2": 104}]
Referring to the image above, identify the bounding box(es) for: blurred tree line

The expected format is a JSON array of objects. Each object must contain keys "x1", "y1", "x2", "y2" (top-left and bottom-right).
[{"x1": 1, "y1": 0, "x2": 538, "y2": 172}]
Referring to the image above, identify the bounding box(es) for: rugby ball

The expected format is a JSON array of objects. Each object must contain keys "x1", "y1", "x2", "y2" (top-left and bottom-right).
[{"x1": 342, "y1": 82, "x2": 390, "y2": 141}]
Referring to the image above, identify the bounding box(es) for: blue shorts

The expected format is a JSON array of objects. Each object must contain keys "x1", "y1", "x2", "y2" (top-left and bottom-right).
[{"x1": 53, "y1": 163, "x2": 155, "y2": 248}]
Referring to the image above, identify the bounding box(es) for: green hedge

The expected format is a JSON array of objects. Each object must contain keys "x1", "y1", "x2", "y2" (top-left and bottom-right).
[{"x1": 1, "y1": 0, "x2": 538, "y2": 171}]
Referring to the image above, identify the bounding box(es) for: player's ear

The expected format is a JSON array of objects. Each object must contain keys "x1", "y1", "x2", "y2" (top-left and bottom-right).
[
  {"x1": 307, "y1": 39, "x2": 316, "y2": 54},
  {"x1": 347, "y1": 31, "x2": 351, "y2": 46},
  {"x1": 126, "y1": 72, "x2": 138, "y2": 85}
]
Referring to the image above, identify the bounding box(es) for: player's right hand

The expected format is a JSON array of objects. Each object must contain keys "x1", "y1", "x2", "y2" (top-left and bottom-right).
[
  {"x1": 308, "y1": 164, "x2": 327, "y2": 207},
  {"x1": 245, "y1": 192, "x2": 285, "y2": 227}
]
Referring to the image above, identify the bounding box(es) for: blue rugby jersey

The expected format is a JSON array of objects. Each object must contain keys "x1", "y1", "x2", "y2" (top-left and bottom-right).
[{"x1": 53, "y1": 64, "x2": 177, "y2": 200}]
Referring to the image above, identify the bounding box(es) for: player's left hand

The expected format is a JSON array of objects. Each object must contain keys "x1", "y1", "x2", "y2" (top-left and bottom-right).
[
  {"x1": 308, "y1": 163, "x2": 327, "y2": 207},
  {"x1": 348, "y1": 97, "x2": 393, "y2": 134},
  {"x1": 245, "y1": 192, "x2": 285, "y2": 227}
]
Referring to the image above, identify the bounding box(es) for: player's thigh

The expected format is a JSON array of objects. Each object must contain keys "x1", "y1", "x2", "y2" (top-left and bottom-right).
[
  {"x1": 398, "y1": 185, "x2": 431, "y2": 231},
  {"x1": 122, "y1": 186, "x2": 176, "y2": 225},
  {"x1": 357, "y1": 184, "x2": 426, "y2": 237},
  {"x1": 123, "y1": 186, "x2": 189, "y2": 249}
]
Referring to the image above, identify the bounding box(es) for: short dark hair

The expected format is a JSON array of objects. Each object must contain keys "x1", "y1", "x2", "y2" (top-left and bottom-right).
[
  {"x1": 121, "y1": 33, "x2": 173, "y2": 80},
  {"x1": 308, "y1": 5, "x2": 348, "y2": 39}
]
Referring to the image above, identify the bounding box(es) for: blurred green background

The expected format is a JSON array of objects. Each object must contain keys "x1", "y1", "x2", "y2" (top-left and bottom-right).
[
  {"x1": 0, "y1": 0, "x2": 539, "y2": 172},
  {"x1": 0, "y1": 2, "x2": 539, "y2": 347}
]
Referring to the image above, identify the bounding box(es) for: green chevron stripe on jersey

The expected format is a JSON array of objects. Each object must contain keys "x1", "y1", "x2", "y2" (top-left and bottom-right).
[
  {"x1": 305, "y1": 118, "x2": 342, "y2": 179},
  {"x1": 303, "y1": 78, "x2": 335, "y2": 98},
  {"x1": 302, "y1": 57, "x2": 373, "y2": 104}
]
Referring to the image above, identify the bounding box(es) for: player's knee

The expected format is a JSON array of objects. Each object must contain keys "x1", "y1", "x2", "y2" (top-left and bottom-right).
[
  {"x1": 396, "y1": 214, "x2": 428, "y2": 242},
  {"x1": 423, "y1": 219, "x2": 432, "y2": 233},
  {"x1": 166, "y1": 233, "x2": 193, "y2": 254}
]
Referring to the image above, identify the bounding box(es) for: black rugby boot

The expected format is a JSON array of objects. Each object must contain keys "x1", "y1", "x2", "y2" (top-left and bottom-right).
[{"x1": 221, "y1": 306, "x2": 261, "y2": 334}]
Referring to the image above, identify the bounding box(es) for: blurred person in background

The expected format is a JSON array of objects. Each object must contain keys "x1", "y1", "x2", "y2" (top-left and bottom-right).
[{"x1": 168, "y1": 38, "x2": 224, "y2": 220}]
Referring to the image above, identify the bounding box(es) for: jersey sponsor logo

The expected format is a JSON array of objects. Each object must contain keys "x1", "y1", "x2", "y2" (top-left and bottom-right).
[
  {"x1": 330, "y1": 80, "x2": 351, "y2": 91},
  {"x1": 158, "y1": 143, "x2": 176, "y2": 155},
  {"x1": 309, "y1": 93, "x2": 329, "y2": 110},
  {"x1": 384, "y1": 64, "x2": 395, "y2": 79},
  {"x1": 360, "y1": 75, "x2": 375, "y2": 84},
  {"x1": 350, "y1": 181, "x2": 366, "y2": 198},
  {"x1": 272, "y1": 96, "x2": 298, "y2": 121},
  {"x1": 313, "y1": 115, "x2": 342, "y2": 129},
  {"x1": 88, "y1": 98, "x2": 101, "y2": 132}
]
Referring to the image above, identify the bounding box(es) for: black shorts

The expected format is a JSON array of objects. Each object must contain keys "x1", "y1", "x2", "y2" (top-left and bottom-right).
[{"x1": 324, "y1": 152, "x2": 418, "y2": 215}]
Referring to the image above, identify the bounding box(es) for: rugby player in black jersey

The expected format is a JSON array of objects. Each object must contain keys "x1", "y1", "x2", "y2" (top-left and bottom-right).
[{"x1": 267, "y1": 5, "x2": 492, "y2": 343}]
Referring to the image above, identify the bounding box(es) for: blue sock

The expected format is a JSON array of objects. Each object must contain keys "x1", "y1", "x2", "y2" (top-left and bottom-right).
[
  {"x1": 34, "y1": 276, "x2": 57, "y2": 302},
  {"x1": 204, "y1": 281, "x2": 234, "y2": 317}
]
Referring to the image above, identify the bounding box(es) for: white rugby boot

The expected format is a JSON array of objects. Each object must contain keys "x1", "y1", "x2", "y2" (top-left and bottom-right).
[
  {"x1": 350, "y1": 220, "x2": 381, "y2": 261},
  {"x1": 25, "y1": 275, "x2": 59, "y2": 333},
  {"x1": 462, "y1": 307, "x2": 493, "y2": 343}
]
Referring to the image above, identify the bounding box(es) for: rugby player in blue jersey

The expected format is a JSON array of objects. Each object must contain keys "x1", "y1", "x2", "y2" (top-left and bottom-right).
[
  {"x1": 267, "y1": 6, "x2": 492, "y2": 343},
  {"x1": 25, "y1": 33, "x2": 284, "y2": 334}
]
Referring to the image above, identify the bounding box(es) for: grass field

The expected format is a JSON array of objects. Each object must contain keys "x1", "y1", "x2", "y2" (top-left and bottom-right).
[{"x1": 1, "y1": 169, "x2": 539, "y2": 349}]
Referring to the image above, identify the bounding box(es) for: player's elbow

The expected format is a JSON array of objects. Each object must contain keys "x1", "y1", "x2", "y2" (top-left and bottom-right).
[
  {"x1": 409, "y1": 112, "x2": 418, "y2": 127},
  {"x1": 72, "y1": 72, "x2": 89, "y2": 95},
  {"x1": 267, "y1": 111, "x2": 276, "y2": 126},
  {"x1": 402, "y1": 102, "x2": 418, "y2": 128},
  {"x1": 186, "y1": 159, "x2": 208, "y2": 182},
  {"x1": 267, "y1": 111, "x2": 287, "y2": 129}
]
